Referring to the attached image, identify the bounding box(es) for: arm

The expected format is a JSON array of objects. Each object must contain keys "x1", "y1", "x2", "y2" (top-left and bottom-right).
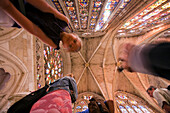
[
  {"x1": 26, "y1": 0, "x2": 69, "y2": 24},
  {"x1": 0, "y1": 0, "x2": 57, "y2": 48}
]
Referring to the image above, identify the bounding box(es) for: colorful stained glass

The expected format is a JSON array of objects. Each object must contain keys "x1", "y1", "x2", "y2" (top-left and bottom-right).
[
  {"x1": 119, "y1": 106, "x2": 128, "y2": 113},
  {"x1": 63, "y1": 0, "x2": 79, "y2": 29},
  {"x1": 76, "y1": 106, "x2": 82, "y2": 110},
  {"x1": 139, "y1": 105, "x2": 151, "y2": 113},
  {"x1": 38, "y1": 83, "x2": 41, "y2": 89},
  {"x1": 96, "y1": 0, "x2": 131, "y2": 30},
  {"x1": 125, "y1": 105, "x2": 135, "y2": 113},
  {"x1": 118, "y1": 95, "x2": 128, "y2": 99},
  {"x1": 37, "y1": 74, "x2": 41, "y2": 80},
  {"x1": 83, "y1": 95, "x2": 93, "y2": 100},
  {"x1": 116, "y1": 92, "x2": 155, "y2": 113},
  {"x1": 129, "y1": 100, "x2": 137, "y2": 104},
  {"x1": 80, "y1": 9, "x2": 88, "y2": 17},
  {"x1": 80, "y1": 101, "x2": 86, "y2": 105},
  {"x1": 132, "y1": 105, "x2": 143, "y2": 113},
  {"x1": 95, "y1": 2, "x2": 102, "y2": 7},
  {"x1": 65, "y1": 1, "x2": 74, "y2": 7},
  {"x1": 44, "y1": 46, "x2": 63, "y2": 84},
  {"x1": 120, "y1": 0, "x2": 169, "y2": 33},
  {"x1": 116, "y1": 100, "x2": 125, "y2": 104},
  {"x1": 83, "y1": 106, "x2": 88, "y2": 111},
  {"x1": 80, "y1": 2, "x2": 88, "y2": 7},
  {"x1": 78, "y1": 0, "x2": 89, "y2": 29},
  {"x1": 52, "y1": 0, "x2": 64, "y2": 14}
]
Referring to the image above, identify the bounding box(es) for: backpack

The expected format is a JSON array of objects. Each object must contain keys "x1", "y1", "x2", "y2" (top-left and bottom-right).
[{"x1": 88, "y1": 97, "x2": 110, "y2": 113}]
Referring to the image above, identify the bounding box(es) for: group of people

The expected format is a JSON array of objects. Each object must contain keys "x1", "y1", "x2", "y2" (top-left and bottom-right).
[{"x1": 1, "y1": 0, "x2": 170, "y2": 112}]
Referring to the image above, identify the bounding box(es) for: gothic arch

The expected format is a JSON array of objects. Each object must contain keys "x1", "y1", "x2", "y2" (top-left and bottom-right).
[
  {"x1": 0, "y1": 28, "x2": 24, "y2": 44},
  {"x1": 0, "y1": 47, "x2": 28, "y2": 111}
]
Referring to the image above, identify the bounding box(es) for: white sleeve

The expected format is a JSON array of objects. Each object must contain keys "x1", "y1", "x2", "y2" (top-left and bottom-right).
[{"x1": 153, "y1": 89, "x2": 168, "y2": 108}]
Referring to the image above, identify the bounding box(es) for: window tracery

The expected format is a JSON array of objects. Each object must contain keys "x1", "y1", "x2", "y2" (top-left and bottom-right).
[
  {"x1": 44, "y1": 46, "x2": 63, "y2": 85},
  {"x1": 115, "y1": 91, "x2": 154, "y2": 113},
  {"x1": 75, "y1": 94, "x2": 93, "y2": 112}
]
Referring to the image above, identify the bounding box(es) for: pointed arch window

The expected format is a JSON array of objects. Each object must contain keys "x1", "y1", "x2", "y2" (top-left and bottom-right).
[
  {"x1": 44, "y1": 46, "x2": 63, "y2": 85},
  {"x1": 115, "y1": 91, "x2": 154, "y2": 113}
]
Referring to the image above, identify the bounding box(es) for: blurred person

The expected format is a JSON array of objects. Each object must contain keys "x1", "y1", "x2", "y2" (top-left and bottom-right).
[
  {"x1": 147, "y1": 86, "x2": 170, "y2": 113},
  {"x1": 0, "y1": 0, "x2": 81, "y2": 52},
  {"x1": 30, "y1": 74, "x2": 78, "y2": 113},
  {"x1": 117, "y1": 42, "x2": 170, "y2": 80},
  {"x1": 7, "y1": 74, "x2": 78, "y2": 113}
]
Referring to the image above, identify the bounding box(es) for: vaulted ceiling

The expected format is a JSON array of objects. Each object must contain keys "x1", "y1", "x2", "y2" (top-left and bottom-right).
[
  {"x1": 45, "y1": 0, "x2": 170, "y2": 99},
  {"x1": 47, "y1": 0, "x2": 131, "y2": 37},
  {"x1": 47, "y1": 0, "x2": 170, "y2": 38},
  {"x1": 0, "y1": 0, "x2": 170, "y2": 112}
]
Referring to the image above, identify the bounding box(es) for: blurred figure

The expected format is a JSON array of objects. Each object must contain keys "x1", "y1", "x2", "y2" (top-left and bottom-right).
[
  {"x1": 147, "y1": 86, "x2": 170, "y2": 113},
  {"x1": 0, "y1": 0, "x2": 81, "y2": 52},
  {"x1": 117, "y1": 42, "x2": 170, "y2": 80},
  {"x1": 30, "y1": 75, "x2": 78, "y2": 113},
  {"x1": 7, "y1": 75, "x2": 78, "y2": 113}
]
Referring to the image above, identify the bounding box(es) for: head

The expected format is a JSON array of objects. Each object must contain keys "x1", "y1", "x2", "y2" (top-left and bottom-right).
[
  {"x1": 116, "y1": 59, "x2": 133, "y2": 72},
  {"x1": 147, "y1": 86, "x2": 157, "y2": 97},
  {"x1": 61, "y1": 32, "x2": 82, "y2": 52}
]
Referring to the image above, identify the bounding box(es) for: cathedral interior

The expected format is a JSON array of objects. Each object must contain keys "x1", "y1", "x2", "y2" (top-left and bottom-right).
[{"x1": 0, "y1": 0, "x2": 170, "y2": 112}]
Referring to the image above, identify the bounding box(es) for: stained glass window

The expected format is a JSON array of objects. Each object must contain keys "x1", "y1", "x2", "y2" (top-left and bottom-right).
[
  {"x1": 132, "y1": 105, "x2": 143, "y2": 113},
  {"x1": 36, "y1": 38, "x2": 43, "y2": 89},
  {"x1": 128, "y1": 100, "x2": 137, "y2": 104},
  {"x1": 78, "y1": 0, "x2": 89, "y2": 29},
  {"x1": 83, "y1": 106, "x2": 88, "y2": 111},
  {"x1": 64, "y1": 0, "x2": 80, "y2": 29},
  {"x1": 75, "y1": 94, "x2": 95, "y2": 112},
  {"x1": 44, "y1": 46, "x2": 63, "y2": 84},
  {"x1": 139, "y1": 105, "x2": 150, "y2": 113},
  {"x1": 52, "y1": 0, "x2": 64, "y2": 14},
  {"x1": 119, "y1": 106, "x2": 128, "y2": 113},
  {"x1": 51, "y1": 0, "x2": 131, "y2": 32},
  {"x1": 118, "y1": 95, "x2": 128, "y2": 99},
  {"x1": 117, "y1": 0, "x2": 170, "y2": 37},
  {"x1": 125, "y1": 105, "x2": 135, "y2": 113},
  {"x1": 96, "y1": 0, "x2": 131, "y2": 31},
  {"x1": 75, "y1": 100, "x2": 88, "y2": 112},
  {"x1": 115, "y1": 91, "x2": 153, "y2": 113},
  {"x1": 83, "y1": 95, "x2": 93, "y2": 100},
  {"x1": 116, "y1": 99, "x2": 125, "y2": 105}
]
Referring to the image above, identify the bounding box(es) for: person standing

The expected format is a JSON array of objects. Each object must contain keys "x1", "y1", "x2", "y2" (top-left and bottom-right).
[{"x1": 147, "y1": 86, "x2": 170, "y2": 113}]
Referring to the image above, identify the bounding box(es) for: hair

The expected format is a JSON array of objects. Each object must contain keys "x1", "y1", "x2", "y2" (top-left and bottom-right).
[
  {"x1": 147, "y1": 86, "x2": 157, "y2": 93},
  {"x1": 117, "y1": 67, "x2": 124, "y2": 72},
  {"x1": 167, "y1": 85, "x2": 170, "y2": 90}
]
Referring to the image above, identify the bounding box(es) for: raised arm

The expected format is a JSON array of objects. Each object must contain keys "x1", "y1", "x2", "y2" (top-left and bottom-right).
[
  {"x1": 26, "y1": 0, "x2": 69, "y2": 24},
  {"x1": 0, "y1": 0, "x2": 57, "y2": 48}
]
